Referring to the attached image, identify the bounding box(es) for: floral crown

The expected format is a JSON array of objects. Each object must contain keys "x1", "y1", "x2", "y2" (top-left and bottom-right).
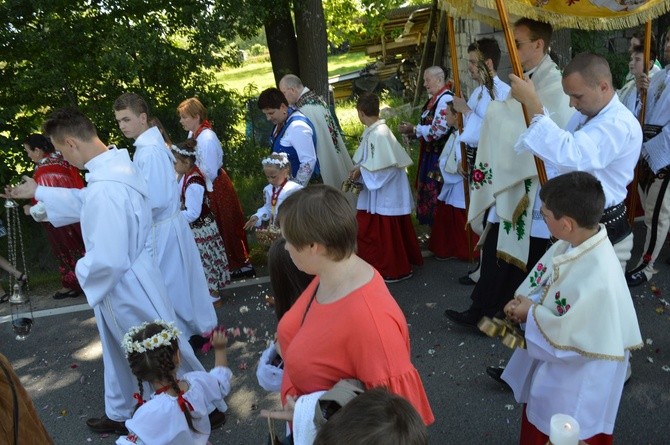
[
  {"x1": 171, "y1": 144, "x2": 195, "y2": 158},
  {"x1": 262, "y1": 152, "x2": 290, "y2": 169},
  {"x1": 122, "y1": 320, "x2": 181, "y2": 357}
]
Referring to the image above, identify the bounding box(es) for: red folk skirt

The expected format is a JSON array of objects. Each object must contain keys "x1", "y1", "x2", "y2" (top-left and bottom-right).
[
  {"x1": 209, "y1": 169, "x2": 250, "y2": 270},
  {"x1": 429, "y1": 202, "x2": 479, "y2": 261},
  {"x1": 356, "y1": 211, "x2": 423, "y2": 280}
]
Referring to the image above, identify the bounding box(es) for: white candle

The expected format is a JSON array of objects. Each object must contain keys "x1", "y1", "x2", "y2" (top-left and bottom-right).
[{"x1": 549, "y1": 413, "x2": 580, "y2": 445}]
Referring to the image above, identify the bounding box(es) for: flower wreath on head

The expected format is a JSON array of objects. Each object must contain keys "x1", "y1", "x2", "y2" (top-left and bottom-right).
[
  {"x1": 262, "y1": 152, "x2": 290, "y2": 169},
  {"x1": 121, "y1": 320, "x2": 181, "y2": 357},
  {"x1": 171, "y1": 144, "x2": 196, "y2": 159}
]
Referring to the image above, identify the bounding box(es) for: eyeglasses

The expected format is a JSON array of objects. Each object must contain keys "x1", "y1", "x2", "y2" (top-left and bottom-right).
[{"x1": 515, "y1": 39, "x2": 537, "y2": 49}]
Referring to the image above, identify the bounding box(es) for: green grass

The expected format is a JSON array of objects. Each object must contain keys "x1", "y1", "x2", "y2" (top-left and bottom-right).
[{"x1": 214, "y1": 51, "x2": 370, "y2": 95}]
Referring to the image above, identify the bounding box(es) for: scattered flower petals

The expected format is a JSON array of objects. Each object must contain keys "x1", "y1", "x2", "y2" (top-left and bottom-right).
[
  {"x1": 505, "y1": 405, "x2": 514, "y2": 411},
  {"x1": 426, "y1": 303, "x2": 437, "y2": 308},
  {"x1": 655, "y1": 306, "x2": 665, "y2": 314},
  {"x1": 70, "y1": 363, "x2": 78, "y2": 369},
  {"x1": 647, "y1": 356, "x2": 654, "y2": 363},
  {"x1": 428, "y1": 348, "x2": 436, "y2": 356},
  {"x1": 651, "y1": 285, "x2": 661, "y2": 296},
  {"x1": 239, "y1": 305, "x2": 249, "y2": 314},
  {"x1": 60, "y1": 409, "x2": 67, "y2": 416},
  {"x1": 458, "y1": 342, "x2": 464, "y2": 347},
  {"x1": 646, "y1": 338, "x2": 653, "y2": 345},
  {"x1": 80, "y1": 376, "x2": 86, "y2": 384},
  {"x1": 661, "y1": 365, "x2": 670, "y2": 372},
  {"x1": 238, "y1": 362, "x2": 248, "y2": 370}
]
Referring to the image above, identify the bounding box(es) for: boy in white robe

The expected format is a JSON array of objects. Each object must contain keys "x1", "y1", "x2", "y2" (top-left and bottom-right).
[
  {"x1": 113, "y1": 93, "x2": 217, "y2": 341},
  {"x1": 502, "y1": 171, "x2": 642, "y2": 443},
  {"x1": 8, "y1": 108, "x2": 205, "y2": 434},
  {"x1": 351, "y1": 92, "x2": 422, "y2": 282}
]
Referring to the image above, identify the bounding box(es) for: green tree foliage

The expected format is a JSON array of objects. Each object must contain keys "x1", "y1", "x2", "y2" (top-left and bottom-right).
[
  {"x1": 324, "y1": 0, "x2": 406, "y2": 47},
  {"x1": 0, "y1": 0, "x2": 262, "y2": 183}
]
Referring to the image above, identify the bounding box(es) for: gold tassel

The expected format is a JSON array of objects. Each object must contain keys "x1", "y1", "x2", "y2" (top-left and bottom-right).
[
  {"x1": 497, "y1": 250, "x2": 528, "y2": 272},
  {"x1": 512, "y1": 194, "x2": 529, "y2": 229}
]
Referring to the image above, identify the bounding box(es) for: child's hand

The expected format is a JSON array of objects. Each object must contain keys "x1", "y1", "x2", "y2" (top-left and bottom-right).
[
  {"x1": 349, "y1": 166, "x2": 361, "y2": 181},
  {"x1": 260, "y1": 395, "x2": 296, "y2": 422},
  {"x1": 211, "y1": 330, "x2": 228, "y2": 350},
  {"x1": 243, "y1": 216, "x2": 258, "y2": 230},
  {"x1": 506, "y1": 296, "x2": 532, "y2": 324}
]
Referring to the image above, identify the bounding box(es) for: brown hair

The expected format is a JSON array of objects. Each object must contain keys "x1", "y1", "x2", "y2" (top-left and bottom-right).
[
  {"x1": 356, "y1": 92, "x2": 380, "y2": 117},
  {"x1": 278, "y1": 185, "x2": 357, "y2": 261},
  {"x1": 257, "y1": 88, "x2": 288, "y2": 110},
  {"x1": 468, "y1": 37, "x2": 502, "y2": 71},
  {"x1": 514, "y1": 18, "x2": 553, "y2": 54},
  {"x1": 113, "y1": 92, "x2": 150, "y2": 117},
  {"x1": 24, "y1": 134, "x2": 55, "y2": 154},
  {"x1": 177, "y1": 97, "x2": 208, "y2": 123},
  {"x1": 173, "y1": 138, "x2": 198, "y2": 164},
  {"x1": 539, "y1": 171, "x2": 605, "y2": 229},
  {"x1": 562, "y1": 52, "x2": 612, "y2": 87},
  {"x1": 42, "y1": 107, "x2": 98, "y2": 144},
  {"x1": 314, "y1": 387, "x2": 428, "y2": 445}
]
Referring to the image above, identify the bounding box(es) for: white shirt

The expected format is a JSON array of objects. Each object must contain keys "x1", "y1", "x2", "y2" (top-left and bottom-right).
[
  {"x1": 117, "y1": 367, "x2": 233, "y2": 445},
  {"x1": 516, "y1": 94, "x2": 642, "y2": 207},
  {"x1": 280, "y1": 113, "x2": 318, "y2": 185},
  {"x1": 252, "y1": 180, "x2": 303, "y2": 226},
  {"x1": 641, "y1": 67, "x2": 670, "y2": 173},
  {"x1": 190, "y1": 127, "x2": 224, "y2": 191},
  {"x1": 460, "y1": 76, "x2": 511, "y2": 147}
]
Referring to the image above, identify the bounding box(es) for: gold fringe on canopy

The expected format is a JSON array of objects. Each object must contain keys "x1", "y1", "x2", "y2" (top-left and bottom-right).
[{"x1": 440, "y1": 0, "x2": 670, "y2": 31}]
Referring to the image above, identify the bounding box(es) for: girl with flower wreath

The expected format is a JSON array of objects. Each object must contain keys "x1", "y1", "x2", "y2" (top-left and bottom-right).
[
  {"x1": 243, "y1": 153, "x2": 303, "y2": 238},
  {"x1": 172, "y1": 139, "x2": 231, "y2": 306},
  {"x1": 116, "y1": 320, "x2": 232, "y2": 445}
]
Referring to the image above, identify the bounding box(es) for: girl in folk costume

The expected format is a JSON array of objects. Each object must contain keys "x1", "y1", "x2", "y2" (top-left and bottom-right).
[
  {"x1": 172, "y1": 139, "x2": 231, "y2": 305},
  {"x1": 116, "y1": 321, "x2": 232, "y2": 445},
  {"x1": 352, "y1": 93, "x2": 423, "y2": 283},
  {"x1": 398, "y1": 66, "x2": 453, "y2": 225},
  {"x1": 429, "y1": 104, "x2": 480, "y2": 261},
  {"x1": 177, "y1": 98, "x2": 254, "y2": 280},
  {"x1": 257, "y1": 88, "x2": 319, "y2": 186},
  {"x1": 243, "y1": 152, "x2": 303, "y2": 232},
  {"x1": 23, "y1": 133, "x2": 85, "y2": 299}
]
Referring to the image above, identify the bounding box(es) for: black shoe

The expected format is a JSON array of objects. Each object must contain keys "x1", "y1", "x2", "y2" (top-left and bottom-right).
[
  {"x1": 458, "y1": 275, "x2": 476, "y2": 285},
  {"x1": 231, "y1": 266, "x2": 256, "y2": 281},
  {"x1": 86, "y1": 415, "x2": 129, "y2": 435},
  {"x1": 486, "y1": 366, "x2": 511, "y2": 389},
  {"x1": 444, "y1": 308, "x2": 481, "y2": 327},
  {"x1": 209, "y1": 409, "x2": 227, "y2": 429},
  {"x1": 53, "y1": 289, "x2": 83, "y2": 300},
  {"x1": 625, "y1": 270, "x2": 648, "y2": 287}
]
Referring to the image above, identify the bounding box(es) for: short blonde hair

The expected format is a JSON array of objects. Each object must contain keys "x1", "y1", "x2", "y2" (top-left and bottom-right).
[
  {"x1": 279, "y1": 185, "x2": 357, "y2": 261},
  {"x1": 177, "y1": 97, "x2": 207, "y2": 123}
]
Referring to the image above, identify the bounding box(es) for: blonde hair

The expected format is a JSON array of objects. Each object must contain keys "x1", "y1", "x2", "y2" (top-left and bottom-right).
[{"x1": 177, "y1": 97, "x2": 207, "y2": 123}]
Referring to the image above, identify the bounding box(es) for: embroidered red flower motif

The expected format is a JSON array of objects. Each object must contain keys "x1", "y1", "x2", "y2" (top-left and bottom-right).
[
  {"x1": 537, "y1": 263, "x2": 544, "y2": 271},
  {"x1": 554, "y1": 291, "x2": 571, "y2": 315},
  {"x1": 643, "y1": 254, "x2": 652, "y2": 264},
  {"x1": 473, "y1": 169, "x2": 484, "y2": 182}
]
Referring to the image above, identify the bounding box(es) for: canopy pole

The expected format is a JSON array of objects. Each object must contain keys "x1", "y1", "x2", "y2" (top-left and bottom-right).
[
  {"x1": 493, "y1": 0, "x2": 548, "y2": 185},
  {"x1": 446, "y1": 15, "x2": 474, "y2": 262}
]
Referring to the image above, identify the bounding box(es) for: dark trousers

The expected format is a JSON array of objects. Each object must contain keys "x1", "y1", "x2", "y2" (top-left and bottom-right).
[{"x1": 469, "y1": 223, "x2": 549, "y2": 317}]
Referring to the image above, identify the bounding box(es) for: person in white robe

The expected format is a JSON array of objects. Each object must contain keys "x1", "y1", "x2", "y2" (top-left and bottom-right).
[
  {"x1": 445, "y1": 18, "x2": 573, "y2": 328},
  {"x1": 512, "y1": 52, "x2": 643, "y2": 271},
  {"x1": 502, "y1": 172, "x2": 642, "y2": 442},
  {"x1": 618, "y1": 45, "x2": 658, "y2": 115},
  {"x1": 113, "y1": 93, "x2": 217, "y2": 339},
  {"x1": 448, "y1": 37, "x2": 510, "y2": 276},
  {"x1": 8, "y1": 108, "x2": 205, "y2": 433},
  {"x1": 279, "y1": 75, "x2": 355, "y2": 191},
  {"x1": 351, "y1": 92, "x2": 422, "y2": 282},
  {"x1": 625, "y1": 30, "x2": 670, "y2": 286}
]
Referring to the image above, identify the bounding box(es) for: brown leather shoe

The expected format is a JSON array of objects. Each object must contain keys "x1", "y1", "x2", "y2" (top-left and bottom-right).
[
  {"x1": 209, "y1": 409, "x2": 227, "y2": 429},
  {"x1": 86, "y1": 414, "x2": 128, "y2": 435}
]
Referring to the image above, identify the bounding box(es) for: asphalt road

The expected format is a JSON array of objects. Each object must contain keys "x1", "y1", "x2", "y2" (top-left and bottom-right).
[{"x1": 2, "y1": 222, "x2": 669, "y2": 444}]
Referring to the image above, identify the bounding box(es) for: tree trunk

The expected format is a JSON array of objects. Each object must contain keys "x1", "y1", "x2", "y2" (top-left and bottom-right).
[
  {"x1": 293, "y1": 0, "x2": 329, "y2": 99},
  {"x1": 264, "y1": 1, "x2": 300, "y2": 86}
]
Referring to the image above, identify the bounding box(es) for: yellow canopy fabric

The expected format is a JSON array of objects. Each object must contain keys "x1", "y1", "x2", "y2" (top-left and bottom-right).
[{"x1": 440, "y1": 0, "x2": 670, "y2": 30}]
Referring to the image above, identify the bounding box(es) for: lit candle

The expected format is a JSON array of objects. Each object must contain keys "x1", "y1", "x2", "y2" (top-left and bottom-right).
[{"x1": 549, "y1": 414, "x2": 580, "y2": 445}]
